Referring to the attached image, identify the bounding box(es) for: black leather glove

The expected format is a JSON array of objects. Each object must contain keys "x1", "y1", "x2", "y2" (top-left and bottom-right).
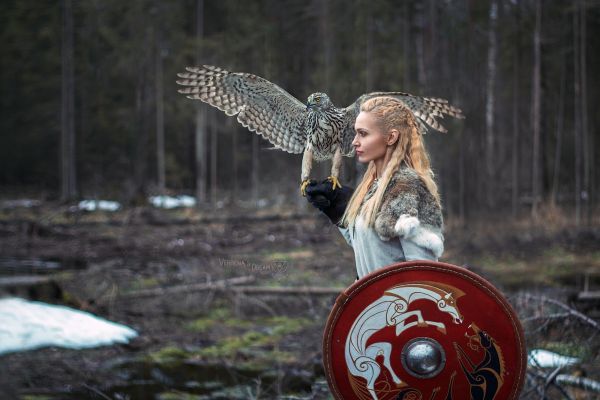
[{"x1": 305, "y1": 179, "x2": 355, "y2": 225}]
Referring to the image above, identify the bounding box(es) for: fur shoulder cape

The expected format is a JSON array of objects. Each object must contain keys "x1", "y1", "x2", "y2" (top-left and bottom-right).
[{"x1": 371, "y1": 164, "x2": 445, "y2": 258}]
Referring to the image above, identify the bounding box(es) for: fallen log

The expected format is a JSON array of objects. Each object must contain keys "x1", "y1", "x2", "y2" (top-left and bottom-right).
[
  {"x1": 0, "y1": 275, "x2": 63, "y2": 302},
  {"x1": 229, "y1": 285, "x2": 344, "y2": 295},
  {"x1": 578, "y1": 291, "x2": 600, "y2": 301},
  {"x1": 123, "y1": 276, "x2": 345, "y2": 298},
  {"x1": 123, "y1": 275, "x2": 256, "y2": 298},
  {"x1": 517, "y1": 293, "x2": 600, "y2": 331},
  {"x1": 555, "y1": 375, "x2": 600, "y2": 393}
]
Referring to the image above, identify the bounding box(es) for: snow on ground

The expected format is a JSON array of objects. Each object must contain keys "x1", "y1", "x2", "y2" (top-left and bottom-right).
[
  {"x1": 78, "y1": 199, "x2": 121, "y2": 211},
  {"x1": 0, "y1": 297, "x2": 137, "y2": 355},
  {"x1": 148, "y1": 195, "x2": 196, "y2": 209}
]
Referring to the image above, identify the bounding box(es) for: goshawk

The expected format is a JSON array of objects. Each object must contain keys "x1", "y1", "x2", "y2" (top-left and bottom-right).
[{"x1": 176, "y1": 65, "x2": 464, "y2": 196}]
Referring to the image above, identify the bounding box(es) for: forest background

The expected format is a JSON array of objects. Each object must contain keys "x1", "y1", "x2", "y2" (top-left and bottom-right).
[
  {"x1": 1, "y1": 0, "x2": 599, "y2": 225},
  {"x1": 1, "y1": 1, "x2": 600, "y2": 399}
]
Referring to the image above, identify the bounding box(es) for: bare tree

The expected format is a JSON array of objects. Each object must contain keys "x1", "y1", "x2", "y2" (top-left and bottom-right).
[
  {"x1": 414, "y1": 1, "x2": 427, "y2": 90},
  {"x1": 155, "y1": 24, "x2": 166, "y2": 195},
  {"x1": 195, "y1": 0, "x2": 207, "y2": 205},
  {"x1": 511, "y1": 1, "x2": 521, "y2": 218},
  {"x1": 232, "y1": 117, "x2": 239, "y2": 205},
  {"x1": 365, "y1": 0, "x2": 374, "y2": 92},
  {"x1": 403, "y1": 1, "x2": 410, "y2": 90},
  {"x1": 61, "y1": 0, "x2": 77, "y2": 202},
  {"x1": 551, "y1": 50, "x2": 566, "y2": 207},
  {"x1": 210, "y1": 110, "x2": 218, "y2": 206},
  {"x1": 531, "y1": 0, "x2": 542, "y2": 218},
  {"x1": 485, "y1": 0, "x2": 498, "y2": 209},
  {"x1": 580, "y1": 0, "x2": 590, "y2": 224},
  {"x1": 573, "y1": 0, "x2": 582, "y2": 226},
  {"x1": 319, "y1": 0, "x2": 334, "y2": 180}
]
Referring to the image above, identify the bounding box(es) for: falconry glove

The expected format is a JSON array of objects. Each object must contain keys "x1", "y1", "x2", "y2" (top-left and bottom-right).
[{"x1": 305, "y1": 179, "x2": 355, "y2": 226}]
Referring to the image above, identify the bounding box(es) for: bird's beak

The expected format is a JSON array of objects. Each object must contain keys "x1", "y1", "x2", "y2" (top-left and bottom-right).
[{"x1": 306, "y1": 104, "x2": 312, "y2": 111}]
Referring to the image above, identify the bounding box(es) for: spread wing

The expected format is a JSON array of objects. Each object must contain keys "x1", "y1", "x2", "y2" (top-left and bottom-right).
[
  {"x1": 177, "y1": 65, "x2": 307, "y2": 154},
  {"x1": 341, "y1": 91, "x2": 465, "y2": 155}
]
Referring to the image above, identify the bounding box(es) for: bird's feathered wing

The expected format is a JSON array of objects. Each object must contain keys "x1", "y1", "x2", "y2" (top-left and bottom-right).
[
  {"x1": 341, "y1": 92, "x2": 465, "y2": 156},
  {"x1": 177, "y1": 65, "x2": 307, "y2": 154}
]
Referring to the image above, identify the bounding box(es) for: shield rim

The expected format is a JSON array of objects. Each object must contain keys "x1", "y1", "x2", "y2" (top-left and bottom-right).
[{"x1": 322, "y1": 260, "x2": 526, "y2": 400}]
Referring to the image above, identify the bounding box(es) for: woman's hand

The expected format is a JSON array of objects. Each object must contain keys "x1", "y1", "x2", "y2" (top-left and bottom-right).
[{"x1": 305, "y1": 179, "x2": 354, "y2": 225}]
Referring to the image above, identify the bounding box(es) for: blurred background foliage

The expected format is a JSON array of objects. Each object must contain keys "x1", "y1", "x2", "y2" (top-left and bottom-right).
[{"x1": 1, "y1": 0, "x2": 598, "y2": 223}]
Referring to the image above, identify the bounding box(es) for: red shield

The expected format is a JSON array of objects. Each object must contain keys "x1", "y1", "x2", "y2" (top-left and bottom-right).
[{"x1": 322, "y1": 261, "x2": 526, "y2": 400}]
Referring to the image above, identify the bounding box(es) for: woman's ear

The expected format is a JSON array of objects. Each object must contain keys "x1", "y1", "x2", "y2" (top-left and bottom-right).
[{"x1": 387, "y1": 129, "x2": 399, "y2": 146}]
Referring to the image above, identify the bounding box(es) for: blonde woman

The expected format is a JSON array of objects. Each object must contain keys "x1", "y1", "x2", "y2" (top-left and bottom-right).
[{"x1": 305, "y1": 96, "x2": 444, "y2": 280}]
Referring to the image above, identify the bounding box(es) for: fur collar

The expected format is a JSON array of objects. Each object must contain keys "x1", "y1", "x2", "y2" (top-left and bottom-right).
[{"x1": 372, "y1": 164, "x2": 444, "y2": 257}]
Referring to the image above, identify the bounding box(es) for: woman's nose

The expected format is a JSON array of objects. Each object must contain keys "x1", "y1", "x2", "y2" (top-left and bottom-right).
[{"x1": 352, "y1": 134, "x2": 359, "y2": 146}]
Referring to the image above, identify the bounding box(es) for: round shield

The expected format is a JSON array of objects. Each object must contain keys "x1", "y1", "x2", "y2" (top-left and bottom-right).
[{"x1": 322, "y1": 260, "x2": 525, "y2": 400}]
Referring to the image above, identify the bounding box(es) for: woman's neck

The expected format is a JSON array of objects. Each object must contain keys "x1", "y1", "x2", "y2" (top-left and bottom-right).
[
  {"x1": 374, "y1": 159, "x2": 384, "y2": 179},
  {"x1": 374, "y1": 148, "x2": 394, "y2": 179}
]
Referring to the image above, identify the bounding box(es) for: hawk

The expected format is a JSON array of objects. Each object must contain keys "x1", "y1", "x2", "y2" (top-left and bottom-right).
[{"x1": 176, "y1": 65, "x2": 464, "y2": 196}]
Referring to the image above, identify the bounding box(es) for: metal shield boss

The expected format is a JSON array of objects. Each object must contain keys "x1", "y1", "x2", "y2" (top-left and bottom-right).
[{"x1": 323, "y1": 261, "x2": 526, "y2": 400}]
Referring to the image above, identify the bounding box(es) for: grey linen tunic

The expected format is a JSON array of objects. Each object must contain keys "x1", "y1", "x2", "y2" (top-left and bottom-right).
[{"x1": 337, "y1": 178, "x2": 437, "y2": 279}]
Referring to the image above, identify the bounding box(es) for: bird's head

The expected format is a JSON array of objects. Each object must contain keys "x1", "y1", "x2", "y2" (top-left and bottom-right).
[{"x1": 306, "y1": 92, "x2": 332, "y2": 111}]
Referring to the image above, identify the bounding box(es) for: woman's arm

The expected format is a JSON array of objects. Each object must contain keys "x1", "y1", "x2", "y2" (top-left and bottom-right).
[{"x1": 337, "y1": 225, "x2": 353, "y2": 247}]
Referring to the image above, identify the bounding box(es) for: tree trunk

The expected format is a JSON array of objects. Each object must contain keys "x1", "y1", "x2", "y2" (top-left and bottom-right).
[
  {"x1": 252, "y1": 135, "x2": 259, "y2": 205},
  {"x1": 485, "y1": 0, "x2": 498, "y2": 209},
  {"x1": 531, "y1": 0, "x2": 542, "y2": 218},
  {"x1": 320, "y1": 0, "x2": 333, "y2": 180},
  {"x1": 195, "y1": 0, "x2": 207, "y2": 206},
  {"x1": 511, "y1": 1, "x2": 520, "y2": 218},
  {"x1": 155, "y1": 34, "x2": 165, "y2": 195},
  {"x1": 415, "y1": 1, "x2": 427, "y2": 90},
  {"x1": 365, "y1": 1, "x2": 374, "y2": 92},
  {"x1": 232, "y1": 118, "x2": 238, "y2": 205},
  {"x1": 133, "y1": 56, "x2": 151, "y2": 205},
  {"x1": 580, "y1": 0, "x2": 590, "y2": 224},
  {"x1": 210, "y1": 110, "x2": 218, "y2": 207},
  {"x1": 320, "y1": 0, "x2": 333, "y2": 91},
  {"x1": 60, "y1": 0, "x2": 77, "y2": 202},
  {"x1": 551, "y1": 42, "x2": 566, "y2": 206},
  {"x1": 573, "y1": 0, "x2": 582, "y2": 226},
  {"x1": 403, "y1": 1, "x2": 410, "y2": 90}
]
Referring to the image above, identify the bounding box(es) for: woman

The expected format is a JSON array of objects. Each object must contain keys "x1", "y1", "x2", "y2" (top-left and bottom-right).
[{"x1": 305, "y1": 96, "x2": 444, "y2": 280}]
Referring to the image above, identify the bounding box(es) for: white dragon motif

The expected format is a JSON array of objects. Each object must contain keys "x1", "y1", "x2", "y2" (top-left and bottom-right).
[{"x1": 345, "y1": 282, "x2": 465, "y2": 400}]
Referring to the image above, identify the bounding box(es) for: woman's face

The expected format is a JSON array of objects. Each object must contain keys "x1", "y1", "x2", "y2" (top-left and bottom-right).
[{"x1": 352, "y1": 111, "x2": 389, "y2": 164}]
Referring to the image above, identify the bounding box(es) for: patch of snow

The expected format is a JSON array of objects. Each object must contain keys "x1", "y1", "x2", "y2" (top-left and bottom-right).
[
  {"x1": 148, "y1": 195, "x2": 196, "y2": 209},
  {"x1": 1, "y1": 199, "x2": 42, "y2": 209},
  {"x1": 167, "y1": 238, "x2": 185, "y2": 248},
  {"x1": 78, "y1": 199, "x2": 121, "y2": 212},
  {"x1": 528, "y1": 349, "x2": 580, "y2": 368},
  {"x1": 0, "y1": 297, "x2": 138, "y2": 355},
  {"x1": 257, "y1": 198, "x2": 269, "y2": 208}
]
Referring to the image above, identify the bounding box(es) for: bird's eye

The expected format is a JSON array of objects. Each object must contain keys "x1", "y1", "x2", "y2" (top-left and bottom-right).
[{"x1": 315, "y1": 97, "x2": 321, "y2": 103}]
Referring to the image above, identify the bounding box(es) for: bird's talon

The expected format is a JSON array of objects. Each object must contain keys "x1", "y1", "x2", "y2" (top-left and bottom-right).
[
  {"x1": 300, "y1": 179, "x2": 311, "y2": 197},
  {"x1": 327, "y1": 176, "x2": 342, "y2": 190}
]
